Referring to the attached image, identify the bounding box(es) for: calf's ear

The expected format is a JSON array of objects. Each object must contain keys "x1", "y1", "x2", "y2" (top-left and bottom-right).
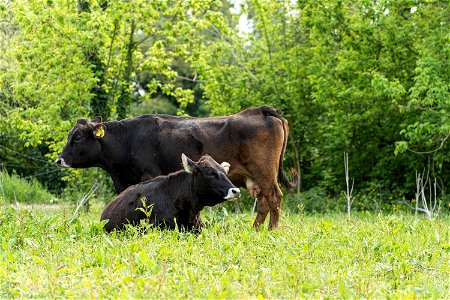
[
  {"x1": 93, "y1": 124, "x2": 105, "y2": 139},
  {"x1": 221, "y1": 162, "x2": 230, "y2": 174},
  {"x1": 182, "y1": 153, "x2": 196, "y2": 173}
]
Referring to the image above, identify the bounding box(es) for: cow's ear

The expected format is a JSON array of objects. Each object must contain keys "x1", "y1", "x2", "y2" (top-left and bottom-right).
[
  {"x1": 221, "y1": 162, "x2": 230, "y2": 174},
  {"x1": 91, "y1": 116, "x2": 103, "y2": 123},
  {"x1": 76, "y1": 118, "x2": 88, "y2": 127},
  {"x1": 182, "y1": 153, "x2": 196, "y2": 173},
  {"x1": 93, "y1": 123, "x2": 105, "y2": 139}
]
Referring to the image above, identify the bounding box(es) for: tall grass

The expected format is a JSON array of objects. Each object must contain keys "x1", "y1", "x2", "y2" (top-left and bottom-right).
[
  {"x1": 0, "y1": 204, "x2": 448, "y2": 298},
  {"x1": 0, "y1": 172, "x2": 449, "y2": 298},
  {"x1": 0, "y1": 170, "x2": 58, "y2": 204}
]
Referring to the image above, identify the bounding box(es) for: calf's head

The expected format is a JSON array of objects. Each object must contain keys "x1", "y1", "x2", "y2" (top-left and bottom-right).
[
  {"x1": 182, "y1": 154, "x2": 240, "y2": 206},
  {"x1": 55, "y1": 117, "x2": 106, "y2": 168}
]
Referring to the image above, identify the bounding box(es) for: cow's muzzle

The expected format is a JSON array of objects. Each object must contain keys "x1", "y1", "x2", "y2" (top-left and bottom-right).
[
  {"x1": 55, "y1": 157, "x2": 70, "y2": 168},
  {"x1": 224, "y1": 188, "x2": 240, "y2": 200}
]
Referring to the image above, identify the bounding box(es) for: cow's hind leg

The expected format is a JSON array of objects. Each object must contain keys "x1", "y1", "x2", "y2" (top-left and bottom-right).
[
  {"x1": 267, "y1": 184, "x2": 283, "y2": 230},
  {"x1": 253, "y1": 195, "x2": 269, "y2": 230},
  {"x1": 256, "y1": 181, "x2": 283, "y2": 230},
  {"x1": 246, "y1": 176, "x2": 283, "y2": 230},
  {"x1": 246, "y1": 177, "x2": 267, "y2": 230},
  {"x1": 253, "y1": 189, "x2": 282, "y2": 230}
]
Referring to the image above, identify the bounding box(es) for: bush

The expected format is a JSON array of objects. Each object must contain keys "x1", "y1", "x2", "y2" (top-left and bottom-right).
[
  {"x1": 61, "y1": 168, "x2": 115, "y2": 205},
  {"x1": 0, "y1": 170, "x2": 58, "y2": 204}
]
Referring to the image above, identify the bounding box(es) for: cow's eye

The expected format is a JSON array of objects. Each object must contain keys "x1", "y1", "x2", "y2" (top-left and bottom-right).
[{"x1": 73, "y1": 134, "x2": 83, "y2": 142}]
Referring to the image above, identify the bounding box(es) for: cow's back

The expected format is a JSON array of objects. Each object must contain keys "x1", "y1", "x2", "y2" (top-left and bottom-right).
[{"x1": 145, "y1": 106, "x2": 283, "y2": 175}]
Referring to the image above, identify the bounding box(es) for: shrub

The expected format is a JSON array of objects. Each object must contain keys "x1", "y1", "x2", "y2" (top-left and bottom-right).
[{"x1": 0, "y1": 170, "x2": 58, "y2": 204}]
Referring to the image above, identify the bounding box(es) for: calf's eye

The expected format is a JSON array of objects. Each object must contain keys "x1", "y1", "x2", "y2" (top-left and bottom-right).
[{"x1": 206, "y1": 170, "x2": 218, "y2": 178}]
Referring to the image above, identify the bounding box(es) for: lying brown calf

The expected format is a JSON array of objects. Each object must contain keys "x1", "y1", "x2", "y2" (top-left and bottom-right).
[{"x1": 101, "y1": 154, "x2": 240, "y2": 232}]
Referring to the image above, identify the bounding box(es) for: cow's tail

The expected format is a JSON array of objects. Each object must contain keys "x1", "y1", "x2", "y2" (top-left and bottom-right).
[
  {"x1": 278, "y1": 117, "x2": 299, "y2": 189},
  {"x1": 262, "y1": 106, "x2": 299, "y2": 190}
]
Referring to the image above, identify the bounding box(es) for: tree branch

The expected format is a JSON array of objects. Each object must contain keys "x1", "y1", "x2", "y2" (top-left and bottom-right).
[
  {"x1": 104, "y1": 20, "x2": 118, "y2": 79},
  {"x1": 177, "y1": 75, "x2": 205, "y2": 83},
  {"x1": 207, "y1": 25, "x2": 258, "y2": 81},
  {"x1": 408, "y1": 131, "x2": 450, "y2": 154}
]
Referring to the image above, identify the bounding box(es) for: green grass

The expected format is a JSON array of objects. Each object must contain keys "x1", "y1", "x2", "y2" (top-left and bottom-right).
[
  {"x1": 0, "y1": 170, "x2": 58, "y2": 204},
  {"x1": 0, "y1": 203, "x2": 449, "y2": 298}
]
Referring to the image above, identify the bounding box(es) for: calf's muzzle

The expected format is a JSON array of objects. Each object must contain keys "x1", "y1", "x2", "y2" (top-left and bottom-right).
[{"x1": 225, "y1": 187, "x2": 241, "y2": 200}]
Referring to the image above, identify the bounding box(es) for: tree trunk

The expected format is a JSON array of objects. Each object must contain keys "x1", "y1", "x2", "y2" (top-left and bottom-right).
[{"x1": 117, "y1": 19, "x2": 135, "y2": 120}]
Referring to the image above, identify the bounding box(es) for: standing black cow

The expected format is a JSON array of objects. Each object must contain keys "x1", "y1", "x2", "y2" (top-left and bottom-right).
[
  {"x1": 100, "y1": 154, "x2": 240, "y2": 232},
  {"x1": 56, "y1": 106, "x2": 297, "y2": 229}
]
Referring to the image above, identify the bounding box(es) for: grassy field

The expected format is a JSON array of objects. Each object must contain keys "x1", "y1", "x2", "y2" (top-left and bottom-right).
[{"x1": 0, "y1": 203, "x2": 449, "y2": 298}]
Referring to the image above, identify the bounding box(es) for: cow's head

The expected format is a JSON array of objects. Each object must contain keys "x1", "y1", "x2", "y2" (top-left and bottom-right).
[
  {"x1": 55, "y1": 117, "x2": 106, "y2": 168},
  {"x1": 182, "y1": 153, "x2": 240, "y2": 206}
]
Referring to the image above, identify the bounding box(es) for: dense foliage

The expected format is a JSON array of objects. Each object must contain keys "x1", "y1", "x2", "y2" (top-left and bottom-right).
[
  {"x1": 0, "y1": 0, "x2": 449, "y2": 208},
  {"x1": 0, "y1": 170, "x2": 57, "y2": 204}
]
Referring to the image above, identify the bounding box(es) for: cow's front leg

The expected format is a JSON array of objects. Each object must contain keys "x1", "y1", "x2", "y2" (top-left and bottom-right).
[
  {"x1": 111, "y1": 174, "x2": 127, "y2": 194},
  {"x1": 194, "y1": 212, "x2": 205, "y2": 229},
  {"x1": 186, "y1": 209, "x2": 204, "y2": 231}
]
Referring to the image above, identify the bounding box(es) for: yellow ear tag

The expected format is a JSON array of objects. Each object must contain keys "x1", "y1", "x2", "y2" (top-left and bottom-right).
[{"x1": 95, "y1": 126, "x2": 105, "y2": 138}]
